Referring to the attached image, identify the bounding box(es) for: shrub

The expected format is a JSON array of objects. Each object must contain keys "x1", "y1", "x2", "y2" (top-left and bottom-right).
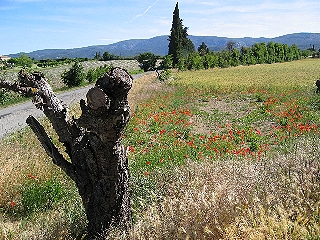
[
  {"x1": 160, "y1": 55, "x2": 173, "y2": 70},
  {"x1": 137, "y1": 52, "x2": 157, "y2": 72},
  {"x1": 0, "y1": 89, "x2": 25, "y2": 106},
  {"x1": 186, "y1": 52, "x2": 204, "y2": 70},
  {"x1": 86, "y1": 68, "x2": 97, "y2": 83},
  {"x1": 86, "y1": 64, "x2": 112, "y2": 83},
  {"x1": 8, "y1": 54, "x2": 33, "y2": 68},
  {"x1": 0, "y1": 89, "x2": 14, "y2": 105},
  {"x1": 61, "y1": 61, "x2": 85, "y2": 87},
  {"x1": 158, "y1": 69, "x2": 172, "y2": 82}
]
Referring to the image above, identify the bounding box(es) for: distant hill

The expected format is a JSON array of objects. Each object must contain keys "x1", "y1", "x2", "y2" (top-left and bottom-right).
[{"x1": 8, "y1": 33, "x2": 320, "y2": 60}]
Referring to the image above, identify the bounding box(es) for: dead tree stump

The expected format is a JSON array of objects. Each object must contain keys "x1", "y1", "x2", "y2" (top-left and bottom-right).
[
  {"x1": 0, "y1": 68, "x2": 133, "y2": 236},
  {"x1": 316, "y1": 79, "x2": 320, "y2": 93}
]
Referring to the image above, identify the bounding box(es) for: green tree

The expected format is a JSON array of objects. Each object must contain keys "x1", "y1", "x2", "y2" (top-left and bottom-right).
[
  {"x1": 291, "y1": 44, "x2": 301, "y2": 60},
  {"x1": 61, "y1": 61, "x2": 85, "y2": 87},
  {"x1": 94, "y1": 52, "x2": 102, "y2": 60},
  {"x1": 240, "y1": 46, "x2": 250, "y2": 65},
  {"x1": 252, "y1": 43, "x2": 267, "y2": 64},
  {"x1": 300, "y1": 49, "x2": 311, "y2": 58},
  {"x1": 231, "y1": 48, "x2": 241, "y2": 67},
  {"x1": 283, "y1": 44, "x2": 293, "y2": 62},
  {"x1": 86, "y1": 68, "x2": 97, "y2": 83},
  {"x1": 102, "y1": 51, "x2": 120, "y2": 61},
  {"x1": 203, "y1": 52, "x2": 218, "y2": 69},
  {"x1": 274, "y1": 43, "x2": 284, "y2": 62},
  {"x1": 242, "y1": 47, "x2": 257, "y2": 65},
  {"x1": 86, "y1": 64, "x2": 112, "y2": 83},
  {"x1": 177, "y1": 57, "x2": 186, "y2": 71},
  {"x1": 198, "y1": 42, "x2": 209, "y2": 56},
  {"x1": 186, "y1": 52, "x2": 204, "y2": 70},
  {"x1": 137, "y1": 52, "x2": 157, "y2": 72},
  {"x1": 218, "y1": 50, "x2": 231, "y2": 68},
  {"x1": 168, "y1": 2, "x2": 195, "y2": 67},
  {"x1": 267, "y1": 42, "x2": 276, "y2": 64},
  {"x1": 161, "y1": 55, "x2": 173, "y2": 69},
  {"x1": 8, "y1": 54, "x2": 33, "y2": 68}
]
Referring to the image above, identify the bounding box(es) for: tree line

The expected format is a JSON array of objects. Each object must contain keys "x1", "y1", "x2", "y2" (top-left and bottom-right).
[
  {"x1": 165, "y1": 41, "x2": 304, "y2": 71},
  {"x1": 164, "y1": 2, "x2": 314, "y2": 72},
  {"x1": 163, "y1": 2, "x2": 311, "y2": 70}
]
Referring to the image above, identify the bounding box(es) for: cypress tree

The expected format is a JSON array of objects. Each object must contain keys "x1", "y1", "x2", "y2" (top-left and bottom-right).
[{"x1": 168, "y1": 2, "x2": 194, "y2": 67}]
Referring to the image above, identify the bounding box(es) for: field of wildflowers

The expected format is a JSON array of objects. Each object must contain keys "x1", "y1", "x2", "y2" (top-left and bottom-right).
[
  {"x1": 0, "y1": 58, "x2": 320, "y2": 239},
  {"x1": 125, "y1": 59, "x2": 320, "y2": 171},
  {"x1": 124, "y1": 58, "x2": 320, "y2": 239}
]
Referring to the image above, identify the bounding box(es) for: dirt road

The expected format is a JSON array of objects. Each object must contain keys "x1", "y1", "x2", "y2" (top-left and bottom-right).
[{"x1": 0, "y1": 72, "x2": 151, "y2": 139}]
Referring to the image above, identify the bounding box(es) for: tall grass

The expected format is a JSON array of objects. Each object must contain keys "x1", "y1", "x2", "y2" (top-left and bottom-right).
[
  {"x1": 1, "y1": 59, "x2": 320, "y2": 239},
  {"x1": 129, "y1": 138, "x2": 320, "y2": 239},
  {"x1": 173, "y1": 58, "x2": 319, "y2": 93}
]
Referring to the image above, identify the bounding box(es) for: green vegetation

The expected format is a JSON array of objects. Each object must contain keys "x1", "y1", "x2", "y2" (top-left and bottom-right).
[
  {"x1": 36, "y1": 58, "x2": 80, "y2": 68},
  {"x1": 167, "y1": 41, "x2": 303, "y2": 71},
  {"x1": 0, "y1": 89, "x2": 26, "y2": 106},
  {"x1": 7, "y1": 54, "x2": 33, "y2": 68},
  {"x1": 0, "y1": 59, "x2": 319, "y2": 239},
  {"x1": 101, "y1": 51, "x2": 122, "y2": 61},
  {"x1": 165, "y1": 3, "x2": 307, "y2": 72},
  {"x1": 20, "y1": 178, "x2": 64, "y2": 215},
  {"x1": 168, "y1": 2, "x2": 195, "y2": 67},
  {"x1": 61, "y1": 61, "x2": 86, "y2": 87},
  {"x1": 86, "y1": 64, "x2": 112, "y2": 83},
  {"x1": 136, "y1": 52, "x2": 157, "y2": 72}
]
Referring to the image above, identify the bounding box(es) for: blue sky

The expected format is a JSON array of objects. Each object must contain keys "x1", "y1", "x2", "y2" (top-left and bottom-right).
[{"x1": 1, "y1": 0, "x2": 320, "y2": 55}]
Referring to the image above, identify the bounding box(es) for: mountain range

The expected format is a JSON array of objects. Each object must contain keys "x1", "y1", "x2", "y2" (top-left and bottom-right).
[{"x1": 8, "y1": 33, "x2": 320, "y2": 60}]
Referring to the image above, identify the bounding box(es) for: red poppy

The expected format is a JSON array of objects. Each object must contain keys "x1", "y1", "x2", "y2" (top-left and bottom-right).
[
  {"x1": 128, "y1": 146, "x2": 135, "y2": 153},
  {"x1": 28, "y1": 174, "x2": 37, "y2": 179},
  {"x1": 141, "y1": 148, "x2": 149, "y2": 153},
  {"x1": 159, "y1": 129, "x2": 166, "y2": 135},
  {"x1": 256, "y1": 129, "x2": 262, "y2": 136},
  {"x1": 199, "y1": 135, "x2": 205, "y2": 140}
]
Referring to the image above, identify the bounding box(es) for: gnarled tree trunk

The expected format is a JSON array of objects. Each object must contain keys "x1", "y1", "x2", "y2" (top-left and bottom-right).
[{"x1": 0, "y1": 68, "x2": 132, "y2": 236}]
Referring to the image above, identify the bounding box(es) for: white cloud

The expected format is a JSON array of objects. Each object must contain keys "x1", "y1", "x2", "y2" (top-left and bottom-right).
[
  {"x1": 129, "y1": 0, "x2": 159, "y2": 22},
  {"x1": 183, "y1": 0, "x2": 320, "y2": 38}
]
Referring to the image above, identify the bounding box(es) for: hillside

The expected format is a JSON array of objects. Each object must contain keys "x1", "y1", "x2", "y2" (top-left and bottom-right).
[{"x1": 8, "y1": 33, "x2": 320, "y2": 60}]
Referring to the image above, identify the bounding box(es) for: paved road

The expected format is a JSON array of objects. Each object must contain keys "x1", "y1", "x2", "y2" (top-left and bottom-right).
[{"x1": 0, "y1": 72, "x2": 149, "y2": 139}]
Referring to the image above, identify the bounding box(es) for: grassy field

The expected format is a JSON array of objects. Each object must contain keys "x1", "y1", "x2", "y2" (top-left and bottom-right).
[{"x1": 0, "y1": 59, "x2": 320, "y2": 239}]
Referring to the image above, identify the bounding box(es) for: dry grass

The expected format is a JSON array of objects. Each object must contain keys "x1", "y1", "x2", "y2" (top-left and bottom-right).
[
  {"x1": 173, "y1": 58, "x2": 320, "y2": 93},
  {"x1": 0, "y1": 127, "x2": 53, "y2": 205},
  {"x1": 1, "y1": 59, "x2": 320, "y2": 239},
  {"x1": 128, "y1": 72, "x2": 176, "y2": 113},
  {"x1": 124, "y1": 136, "x2": 320, "y2": 239},
  {"x1": 0, "y1": 72, "x2": 163, "y2": 239}
]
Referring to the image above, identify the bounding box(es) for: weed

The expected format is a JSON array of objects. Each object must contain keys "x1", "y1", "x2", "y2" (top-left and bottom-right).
[{"x1": 20, "y1": 179, "x2": 64, "y2": 215}]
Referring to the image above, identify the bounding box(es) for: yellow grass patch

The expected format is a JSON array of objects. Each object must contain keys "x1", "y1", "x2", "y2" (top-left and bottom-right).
[{"x1": 173, "y1": 59, "x2": 320, "y2": 93}]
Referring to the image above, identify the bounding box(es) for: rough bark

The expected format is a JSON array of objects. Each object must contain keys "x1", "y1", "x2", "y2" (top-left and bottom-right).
[
  {"x1": 316, "y1": 79, "x2": 320, "y2": 93},
  {"x1": 0, "y1": 68, "x2": 132, "y2": 236}
]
